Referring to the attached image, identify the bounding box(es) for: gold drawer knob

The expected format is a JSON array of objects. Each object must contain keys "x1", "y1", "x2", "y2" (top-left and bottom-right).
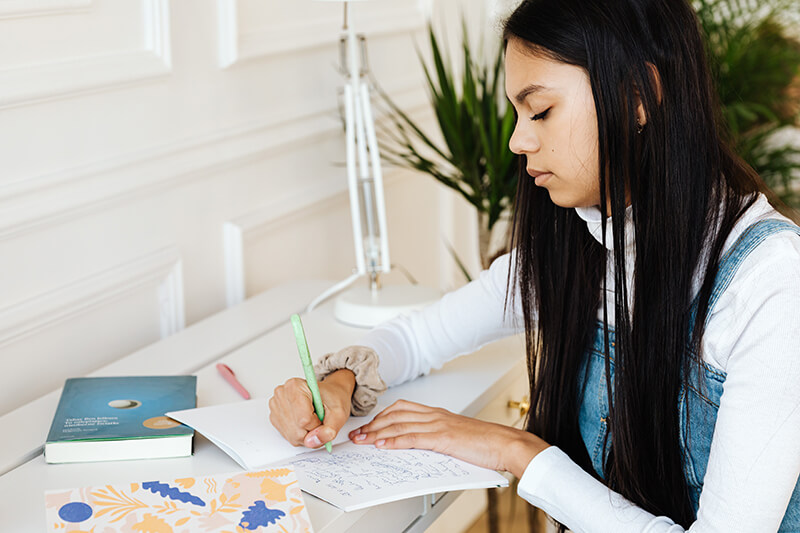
[{"x1": 507, "y1": 396, "x2": 530, "y2": 416}]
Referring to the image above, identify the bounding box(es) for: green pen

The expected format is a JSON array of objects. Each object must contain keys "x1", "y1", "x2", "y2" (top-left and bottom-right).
[{"x1": 290, "y1": 314, "x2": 332, "y2": 453}]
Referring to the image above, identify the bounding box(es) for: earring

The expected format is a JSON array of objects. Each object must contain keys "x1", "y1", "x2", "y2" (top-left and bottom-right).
[{"x1": 636, "y1": 117, "x2": 644, "y2": 134}]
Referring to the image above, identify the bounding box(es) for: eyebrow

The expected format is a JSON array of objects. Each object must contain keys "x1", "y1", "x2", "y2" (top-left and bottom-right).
[{"x1": 513, "y1": 84, "x2": 551, "y2": 104}]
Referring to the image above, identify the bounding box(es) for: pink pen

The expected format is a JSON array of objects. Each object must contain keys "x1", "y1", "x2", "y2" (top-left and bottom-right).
[{"x1": 216, "y1": 363, "x2": 251, "y2": 400}]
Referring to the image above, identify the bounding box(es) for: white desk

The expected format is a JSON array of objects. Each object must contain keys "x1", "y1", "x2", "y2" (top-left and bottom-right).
[{"x1": 0, "y1": 281, "x2": 527, "y2": 533}]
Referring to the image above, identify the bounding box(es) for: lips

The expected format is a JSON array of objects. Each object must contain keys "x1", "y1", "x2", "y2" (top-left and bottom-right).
[
  {"x1": 527, "y1": 168, "x2": 553, "y2": 186},
  {"x1": 527, "y1": 168, "x2": 549, "y2": 178}
]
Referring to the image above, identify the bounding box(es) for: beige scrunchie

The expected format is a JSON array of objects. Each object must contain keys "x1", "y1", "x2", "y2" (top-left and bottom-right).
[{"x1": 314, "y1": 345, "x2": 387, "y2": 416}]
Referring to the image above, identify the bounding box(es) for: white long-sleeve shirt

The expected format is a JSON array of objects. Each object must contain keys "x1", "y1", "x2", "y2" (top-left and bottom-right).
[{"x1": 359, "y1": 194, "x2": 800, "y2": 532}]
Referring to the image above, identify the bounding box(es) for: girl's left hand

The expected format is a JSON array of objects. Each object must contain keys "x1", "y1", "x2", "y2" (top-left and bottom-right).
[{"x1": 348, "y1": 399, "x2": 551, "y2": 479}]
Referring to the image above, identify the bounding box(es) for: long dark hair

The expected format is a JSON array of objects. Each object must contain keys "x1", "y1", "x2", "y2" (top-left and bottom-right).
[{"x1": 503, "y1": 0, "x2": 763, "y2": 529}]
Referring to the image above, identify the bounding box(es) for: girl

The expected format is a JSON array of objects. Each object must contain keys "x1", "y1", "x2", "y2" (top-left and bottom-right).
[{"x1": 270, "y1": 0, "x2": 800, "y2": 530}]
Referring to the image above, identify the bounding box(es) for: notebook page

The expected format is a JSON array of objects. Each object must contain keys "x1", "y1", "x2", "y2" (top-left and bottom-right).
[{"x1": 287, "y1": 441, "x2": 509, "y2": 512}]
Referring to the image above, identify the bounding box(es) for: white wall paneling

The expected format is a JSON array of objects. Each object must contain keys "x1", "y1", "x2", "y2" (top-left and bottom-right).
[
  {"x1": 223, "y1": 180, "x2": 353, "y2": 307},
  {"x1": 0, "y1": 0, "x2": 171, "y2": 109},
  {"x1": 0, "y1": 75, "x2": 428, "y2": 243},
  {"x1": 221, "y1": 75, "x2": 435, "y2": 307},
  {"x1": 226, "y1": 167, "x2": 453, "y2": 311},
  {"x1": 217, "y1": 0, "x2": 426, "y2": 68},
  {"x1": 0, "y1": 0, "x2": 488, "y2": 424},
  {"x1": 223, "y1": 168, "x2": 405, "y2": 307},
  {"x1": 0, "y1": 247, "x2": 185, "y2": 414},
  {"x1": 0, "y1": 247, "x2": 184, "y2": 350},
  {"x1": 0, "y1": 107, "x2": 337, "y2": 241}
]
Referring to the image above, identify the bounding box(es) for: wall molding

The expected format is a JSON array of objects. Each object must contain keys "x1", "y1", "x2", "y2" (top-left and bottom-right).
[
  {"x1": 0, "y1": 247, "x2": 185, "y2": 350},
  {"x1": 0, "y1": 81, "x2": 429, "y2": 242},
  {"x1": 0, "y1": 0, "x2": 92, "y2": 19},
  {"x1": 217, "y1": 0, "x2": 426, "y2": 68},
  {"x1": 158, "y1": 258, "x2": 185, "y2": 337},
  {"x1": 0, "y1": 0, "x2": 171, "y2": 109},
  {"x1": 223, "y1": 222, "x2": 245, "y2": 307}
]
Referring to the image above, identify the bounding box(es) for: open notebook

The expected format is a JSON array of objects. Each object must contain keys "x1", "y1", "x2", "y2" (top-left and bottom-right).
[{"x1": 167, "y1": 400, "x2": 508, "y2": 512}]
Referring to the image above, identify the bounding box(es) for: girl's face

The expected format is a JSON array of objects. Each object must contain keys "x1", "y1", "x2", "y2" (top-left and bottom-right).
[{"x1": 505, "y1": 38, "x2": 601, "y2": 209}]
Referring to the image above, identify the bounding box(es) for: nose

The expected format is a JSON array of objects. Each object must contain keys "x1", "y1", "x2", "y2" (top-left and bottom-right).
[{"x1": 508, "y1": 119, "x2": 540, "y2": 155}]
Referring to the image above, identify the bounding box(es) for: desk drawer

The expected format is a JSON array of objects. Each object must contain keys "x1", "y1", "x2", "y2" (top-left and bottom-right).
[{"x1": 475, "y1": 369, "x2": 530, "y2": 428}]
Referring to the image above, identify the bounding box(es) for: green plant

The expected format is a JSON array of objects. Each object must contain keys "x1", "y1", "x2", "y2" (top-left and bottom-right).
[
  {"x1": 376, "y1": 24, "x2": 517, "y2": 270},
  {"x1": 695, "y1": 0, "x2": 800, "y2": 208}
]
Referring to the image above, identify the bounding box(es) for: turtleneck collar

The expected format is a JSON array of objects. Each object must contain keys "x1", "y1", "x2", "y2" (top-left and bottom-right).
[{"x1": 574, "y1": 204, "x2": 635, "y2": 252}]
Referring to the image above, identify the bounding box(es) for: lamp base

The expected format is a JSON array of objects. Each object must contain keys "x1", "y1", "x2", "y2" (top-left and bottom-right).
[{"x1": 333, "y1": 284, "x2": 441, "y2": 328}]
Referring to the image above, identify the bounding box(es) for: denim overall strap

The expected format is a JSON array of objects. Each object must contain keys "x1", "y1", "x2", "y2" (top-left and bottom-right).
[
  {"x1": 689, "y1": 218, "x2": 800, "y2": 331},
  {"x1": 577, "y1": 218, "x2": 800, "y2": 529}
]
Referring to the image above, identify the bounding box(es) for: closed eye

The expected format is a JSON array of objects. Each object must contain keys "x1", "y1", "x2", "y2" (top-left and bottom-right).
[{"x1": 530, "y1": 108, "x2": 551, "y2": 121}]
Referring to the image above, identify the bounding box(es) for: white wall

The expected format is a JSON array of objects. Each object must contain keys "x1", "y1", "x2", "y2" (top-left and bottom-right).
[{"x1": 0, "y1": 0, "x2": 509, "y2": 416}]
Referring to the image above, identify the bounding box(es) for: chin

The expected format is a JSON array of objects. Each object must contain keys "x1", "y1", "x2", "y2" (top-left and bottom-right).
[
  {"x1": 545, "y1": 191, "x2": 581, "y2": 209},
  {"x1": 546, "y1": 189, "x2": 598, "y2": 211}
]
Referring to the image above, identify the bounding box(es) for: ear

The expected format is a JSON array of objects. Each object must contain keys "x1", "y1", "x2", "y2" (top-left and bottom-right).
[{"x1": 635, "y1": 62, "x2": 663, "y2": 127}]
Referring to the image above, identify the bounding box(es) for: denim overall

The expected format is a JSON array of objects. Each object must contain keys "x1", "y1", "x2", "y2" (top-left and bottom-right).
[{"x1": 577, "y1": 219, "x2": 800, "y2": 529}]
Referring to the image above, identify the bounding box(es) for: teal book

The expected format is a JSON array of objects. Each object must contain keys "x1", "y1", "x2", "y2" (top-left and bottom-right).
[{"x1": 45, "y1": 376, "x2": 197, "y2": 464}]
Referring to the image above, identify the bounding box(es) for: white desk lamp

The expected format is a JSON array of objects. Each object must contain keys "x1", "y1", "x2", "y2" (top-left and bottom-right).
[{"x1": 307, "y1": 0, "x2": 440, "y2": 327}]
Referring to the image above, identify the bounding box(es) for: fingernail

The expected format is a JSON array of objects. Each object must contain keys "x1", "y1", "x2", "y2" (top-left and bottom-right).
[
  {"x1": 307, "y1": 435, "x2": 322, "y2": 447},
  {"x1": 355, "y1": 433, "x2": 366, "y2": 441},
  {"x1": 375, "y1": 439, "x2": 385, "y2": 447},
  {"x1": 352, "y1": 427, "x2": 361, "y2": 435}
]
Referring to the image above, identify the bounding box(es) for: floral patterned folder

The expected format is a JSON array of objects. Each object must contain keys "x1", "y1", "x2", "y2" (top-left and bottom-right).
[{"x1": 45, "y1": 467, "x2": 313, "y2": 533}]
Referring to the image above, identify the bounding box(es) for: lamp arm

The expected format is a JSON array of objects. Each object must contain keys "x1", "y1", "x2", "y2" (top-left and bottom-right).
[
  {"x1": 360, "y1": 80, "x2": 391, "y2": 274},
  {"x1": 344, "y1": 83, "x2": 366, "y2": 276}
]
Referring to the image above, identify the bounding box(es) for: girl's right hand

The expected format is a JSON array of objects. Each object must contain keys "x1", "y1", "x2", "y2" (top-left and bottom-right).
[{"x1": 268, "y1": 369, "x2": 356, "y2": 449}]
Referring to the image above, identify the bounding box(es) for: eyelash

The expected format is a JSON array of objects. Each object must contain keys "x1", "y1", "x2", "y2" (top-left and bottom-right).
[{"x1": 530, "y1": 108, "x2": 551, "y2": 121}]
